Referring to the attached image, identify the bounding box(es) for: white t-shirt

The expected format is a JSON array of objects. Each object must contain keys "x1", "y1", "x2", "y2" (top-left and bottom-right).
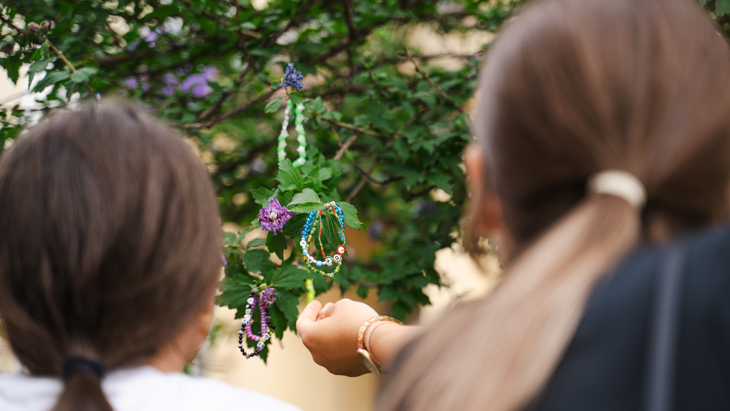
[{"x1": 0, "y1": 366, "x2": 302, "y2": 411}]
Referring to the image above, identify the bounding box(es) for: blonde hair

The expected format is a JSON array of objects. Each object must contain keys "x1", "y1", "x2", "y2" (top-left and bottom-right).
[{"x1": 378, "y1": 0, "x2": 730, "y2": 409}]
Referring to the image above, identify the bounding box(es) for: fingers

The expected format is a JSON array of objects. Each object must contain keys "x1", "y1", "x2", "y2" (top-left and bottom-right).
[
  {"x1": 296, "y1": 299, "x2": 322, "y2": 339},
  {"x1": 318, "y1": 302, "x2": 334, "y2": 320}
]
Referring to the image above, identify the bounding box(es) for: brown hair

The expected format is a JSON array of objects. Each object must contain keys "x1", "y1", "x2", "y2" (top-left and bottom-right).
[
  {"x1": 0, "y1": 103, "x2": 222, "y2": 410},
  {"x1": 378, "y1": 0, "x2": 730, "y2": 409}
]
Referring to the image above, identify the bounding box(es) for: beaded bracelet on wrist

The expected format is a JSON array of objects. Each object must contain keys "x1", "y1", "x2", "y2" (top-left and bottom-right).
[
  {"x1": 299, "y1": 201, "x2": 347, "y2": 278},
  {"x1": 238, "y1": 290, "x2": 276, "y2": 359}
]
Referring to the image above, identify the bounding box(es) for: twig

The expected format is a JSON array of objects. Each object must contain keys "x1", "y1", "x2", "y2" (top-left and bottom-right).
[
  {"x1": 334, "y1": 135, "x2": 357, "y2": 160},
  {"x1": 351, "y1": 160, "x2": 400, "y2": 185},
  {"x1": 0, "y1": 14, "x2": 95, "y2": 95},
  {"x1": 320, "y1": 117, "x2": 388, "y2": 139},
  {"x1": 269, "y1": 0, "x2": 321, "y2": 45},
  {"x1": 46, "y1": 40, "x2": 95, "y2": 95},
  {"x1": 175, "y1": 89, "x2": 276, "y2": 129},
  {"x1": 196, "y1": 0, "x2": 255, "y2": 122},
  {"x1": 346, "y1": 159, "x2": 378, "y2": 202},
  {"x1": 405, "y1": 185, "x2": 437, "y2": 202},
  {"x1": 403, "y1": 48, "x2": 465, "y2": 114},
  {"x1": 0, "y1": 13, "x2": 27, "y2": 36}
]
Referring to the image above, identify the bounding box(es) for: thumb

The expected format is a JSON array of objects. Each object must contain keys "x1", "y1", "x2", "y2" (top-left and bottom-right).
[{"x1": 296, "y1": 300, "x2": 322, "y2": 337}]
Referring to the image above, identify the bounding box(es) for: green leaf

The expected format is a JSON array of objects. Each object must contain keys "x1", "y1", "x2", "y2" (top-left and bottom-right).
[
  {"x1": 427, "y1": 172, "x2": 451, "y2": 194},
  {"x1": 265, "y1": 97, "x2": 283, "y2": 113},
  {"x1": 287, "y1": 202, "x2": 322, "y2": 214},
  {"x1": 270, "y1": 265, "x2": 309, "y2": 290},
  {"x1": 266, "y1": 231, "x2": 287, "y2": 261},
  {"x1": 318, "y1": 167, "x2": 333, "y2": 181},
  {"x1": 378, "y1": 286, "x2": 400, "y2": 302},
  {"x1": 269, "y1": 304, "x2": 288, "y2": 339},
  {"x1": 251, "y1": 187, "x2": 276, "y2": 207},
  {"x1": 717, "y1": 0, "x2": 730, "y2": 15},
  {"x1": 216, "y1": 271, "x2": 255, "y2": 311},
  {"x1": 392, "y1": 301, "x2": 412, "y2": 321},
  {"x1": 277, "y1": 159, "x2": 305, "y2": 191},
  {"x1": 273, "y1": 289, "x2": 300, "y2": 331},
  {"x1": 357, "y1": 286, "x2": 369, "y2": 299},
  {"x1": 2, "y1": 54, "x2": 22, "y2": 84},
  {"x1": 246, "y1": 238, "x2": 267, "y2": 249},
  {"x1": 308, "y1": 271, "x2": 330, "y2": 295},
  {"x1": 288, "y1": 188, "x2": 321, "y2": 207},
  {"x1": 34, "y1": 71, "x2": 70, "y2": 91},
  {"x1": 407, "y1": 274, "x2": 430, "y2": 288},
  {"x1": 243, "y1": 249, "x2": 274, "y2": 274},
  {"x1": 27, "y1": 58, "x2": 50, "y2": 88},
  {"x1": 288, "y1": 92, "x2": 303, "y2": 105},
  {"x1": 28, "y1": 58, "x2": 50, "y2": 73},
  {"x1": 282, "y1": 213, "x2": 308, "y2": 238},
  {"x1": 320, "y1": 213, "x2": 344, "y2": 250},
  {"x1": 70, "y1": 67, "x2": 98, "y2": 84},
  {"x1": 337, "y1": 202, "x2": 362, "y2": 230}
]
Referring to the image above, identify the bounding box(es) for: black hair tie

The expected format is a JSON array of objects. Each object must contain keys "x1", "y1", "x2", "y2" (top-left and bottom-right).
[{"x1": 62, "y1": 357, "x2": 106, "y2": 380}]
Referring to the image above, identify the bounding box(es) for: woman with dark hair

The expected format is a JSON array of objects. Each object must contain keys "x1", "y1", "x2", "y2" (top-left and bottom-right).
[
  {"x1": 297, "y1": 0, "x2": 730, "y2": 409},
  {"x1": 0, "y1": 103, "x2": 300, "y2": 411}
]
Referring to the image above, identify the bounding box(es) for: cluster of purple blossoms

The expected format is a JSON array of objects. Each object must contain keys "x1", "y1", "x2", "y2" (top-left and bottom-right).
[
  {"x1": 258, "y1": 198, "x2": 294, "y2": 235},
  {"x1": 260, "y1": 288, "x2": 277, "y2": 307},
  {"x1": 279, "y1": 63, "x2": 304, "y2": 91},
  {"x1": 125, "y1": 65, "x2": 216, "y2": 98}
]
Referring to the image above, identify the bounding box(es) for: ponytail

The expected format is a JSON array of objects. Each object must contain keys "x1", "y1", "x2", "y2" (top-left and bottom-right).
[
  {"x1": 52, "y1": 372, "x2": 113, "y2": 411},
  {"x1": 378, "y1": 195, "x2": 640, "y2": 410},
  {"x1": 379, "y1": 0, "x2": 730, "y2": 408}
]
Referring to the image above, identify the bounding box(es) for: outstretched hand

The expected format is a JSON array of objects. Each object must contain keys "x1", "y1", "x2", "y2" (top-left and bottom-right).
[{"x1": 296, "y1": 298, "x2": 378, "y2": 376}]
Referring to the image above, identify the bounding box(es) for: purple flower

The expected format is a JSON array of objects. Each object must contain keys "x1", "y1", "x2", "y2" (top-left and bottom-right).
[
  {"x1": 280, "y1": 63, "x2": 304, "y2": 91},
  {"x1": 221, "y1": 252, "x2": 228, "y2": 268},
  {"x1": 179, "y1": 66, "x2": 216, "y2": 98},
  {"x1": 261, "y1": 288, "x2": 277, "y2": 307},
  {"x1": 258, "y1": 198, "x2": 294, "y2": 235}
]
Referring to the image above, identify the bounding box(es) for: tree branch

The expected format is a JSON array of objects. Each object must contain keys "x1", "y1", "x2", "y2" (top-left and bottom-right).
[
  {"x1": 46, "y1": 39, "x2": 95, "y2": 95},
  {"x1": 334, "y1": 134, "x2": 357, "y2": 160},
  {"x1": 346, "y1": 159, "x2": 378, "y2": 202},
  {"x1": 175, "y1": 89, "x2": 276, "y2": 130},
  {"x1": 0, "y1": 14, "x2": 95, "y2": 95},
  {"x1": 320, "y1": 117, "x2": 388, "y2": 139},
  {"x1": 406, "y1": 185, "x2": 436, "y2": 202},
  {"x1": 402, "y1": 48, "x2": 465, "y2": 114},
  {"x1": 196, "y1": 0, "x2": 256, "y2": 122}
]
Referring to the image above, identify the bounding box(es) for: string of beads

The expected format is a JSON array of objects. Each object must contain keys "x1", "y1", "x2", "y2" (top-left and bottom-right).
[
  {"x1": 300, "y1": 201, "x2": 347, "y2": 277},
  {"x1": 277, "y1": 100, "x2": 307, "y2": 167},
  {"x1": 238, "y1": 291, "x2": 275, "y2": 359}
]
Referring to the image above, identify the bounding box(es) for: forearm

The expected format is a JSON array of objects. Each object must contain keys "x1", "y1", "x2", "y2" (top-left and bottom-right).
[{"x1": 367, "y1": 323, "x2": 420, "y2": 371}]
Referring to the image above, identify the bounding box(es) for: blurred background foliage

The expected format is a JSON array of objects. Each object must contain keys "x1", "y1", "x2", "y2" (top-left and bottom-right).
[
  {"x1": 2, "y1": 0, "x2": 728, "y2": 361},
  {"x1": 1, "y1": 0, "x2": 514, "y2": 361}
]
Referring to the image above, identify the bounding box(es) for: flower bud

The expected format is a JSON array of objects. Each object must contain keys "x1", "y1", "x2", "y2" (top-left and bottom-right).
[
  {"x1": 27, "y1": 22, "x2": 39, "y2": 32},
  {"x1": 40, "y1": 21, "x2": 51, "y2": 32}
]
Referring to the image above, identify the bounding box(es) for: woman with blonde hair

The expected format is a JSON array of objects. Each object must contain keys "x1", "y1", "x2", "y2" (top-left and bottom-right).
[{"x1": 297, "y1": 0, "x2": 730, "y2": 409}]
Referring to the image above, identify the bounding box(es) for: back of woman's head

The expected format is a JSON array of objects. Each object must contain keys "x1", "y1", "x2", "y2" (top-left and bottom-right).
[
  {"x1": 379, "y1": 0, "x2": 730, "y2": 409},
  {"x1": 0, "y1": 103, "x2": 222, "y2": 411}
]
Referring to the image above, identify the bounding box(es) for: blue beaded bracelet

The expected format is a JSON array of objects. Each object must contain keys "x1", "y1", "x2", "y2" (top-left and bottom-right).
[{"x1": 300, "y1": 201, "x2": 347, "y2": 277}]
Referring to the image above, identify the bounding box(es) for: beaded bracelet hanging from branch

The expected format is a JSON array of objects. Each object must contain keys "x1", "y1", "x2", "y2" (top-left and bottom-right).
[
  {"x1": 238, "y1": 287, "x2": 276, "y2": 359},
  {"x1": 276, "y1": 63, "x2": 307, "y2": 167},
  {"x1": 277, "y1": 100, "x2": 307, "y2": 167},
  {"x1": 299, "y1": 201, "x2": 347, "y2": 278}
]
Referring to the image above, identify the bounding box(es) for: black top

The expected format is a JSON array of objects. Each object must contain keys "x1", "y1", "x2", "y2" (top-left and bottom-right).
[{"x1": 532, "y1": 226, "x2": 730, "y2": 410}]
